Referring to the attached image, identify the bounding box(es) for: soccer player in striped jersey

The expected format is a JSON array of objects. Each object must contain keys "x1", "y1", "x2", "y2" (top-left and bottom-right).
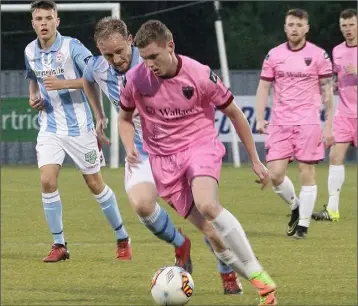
[
  {"x1": 24, "y1": 0, "x2": 131, "y2": 262},
  {"x1": 82, "y1": 17, "x2": 243, "y2": 295}
]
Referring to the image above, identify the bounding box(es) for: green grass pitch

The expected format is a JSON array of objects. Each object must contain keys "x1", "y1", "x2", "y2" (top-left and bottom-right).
[{"x1": 1, "y1": 164, "x2": 356, "y2": 305}]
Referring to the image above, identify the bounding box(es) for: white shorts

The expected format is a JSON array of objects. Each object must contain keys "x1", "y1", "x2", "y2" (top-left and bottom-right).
[
  {"x1": 36, "y1": 130, "x2": 106, "y2": 175},
  {"x1": 124, "y1": 156, "x2": 156, "y2": 192}
]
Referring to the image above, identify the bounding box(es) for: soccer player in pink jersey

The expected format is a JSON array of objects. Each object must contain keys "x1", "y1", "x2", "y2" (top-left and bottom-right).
[
  {"x1": 313, "y1": 9, "x2": 357, "y2": 222},
  {"x1": 119, "y1": 20, "x2": 277, "y2": 305},
  {"x1": 255, "y1": 9, "x2": 335, "y2": 239}
]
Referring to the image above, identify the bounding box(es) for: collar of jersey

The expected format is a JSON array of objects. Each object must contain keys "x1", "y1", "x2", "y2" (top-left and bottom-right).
[
  {"x1": 37, "y1": 31, "x2": 62, "y2": 54},
  {"x1": 109, "y1": 46, "x2": 140, "y2": 76}
]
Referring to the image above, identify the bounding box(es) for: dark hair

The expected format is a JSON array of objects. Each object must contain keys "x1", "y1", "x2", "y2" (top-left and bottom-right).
[
  {"x1": 30, "y1": 0, "x2": 57, "y2": 13},
  {"x1": 286, "y1": 8, "x2": 309, "y2": 21},
  {"x1": 340, "y1": 9, "x2": 357, "y2": 19},
  {"x1": 134, "y1": 20, "x2": 173, "y2": 48},
  {"x1": 94, "y1": 17, "x2": 129, "y2": 43}
]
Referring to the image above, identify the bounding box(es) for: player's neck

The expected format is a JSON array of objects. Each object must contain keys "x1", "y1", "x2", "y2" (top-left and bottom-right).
[
  {"x1": 39, "y1": 33, "x2": 57, "y2": 51},
  {"x1": 164, "y1": 54, "x2": 180, "y2": 78},
  {"x1": 346, "y1": 38, "x2": 357, "y2": 47},
  {"x1": 287, "y1": 39, "x2": 306, "y2": 51}
]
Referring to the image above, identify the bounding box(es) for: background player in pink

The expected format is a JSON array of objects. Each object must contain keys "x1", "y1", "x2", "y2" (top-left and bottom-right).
[
  {"x1": 255, "y1": 9, "x2": 335, "y2": 239},
  {"x1": 119, "y1": 20, "x2": 277, "y2": 305},
  {"x1": 313, "y1": 9, "x2": 357, "y2": 222}
]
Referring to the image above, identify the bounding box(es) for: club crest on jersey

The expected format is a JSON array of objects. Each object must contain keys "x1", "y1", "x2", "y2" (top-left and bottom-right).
[
  {"x1": 182, "y1": 86, "x2": 194, "y2": 100},
  {"x1": 209, "y1": 70, "x2": 218, "y2": 84},
  {"x1": 55, "y1": 52, "x2": 64, "y2": 64},
  {"x1": 304, "y1": 57, "x2": 312, "y2": 66}
]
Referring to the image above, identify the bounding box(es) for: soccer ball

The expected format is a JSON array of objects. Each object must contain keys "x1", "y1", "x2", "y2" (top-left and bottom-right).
[{"x1": 151, "y1": 266, "x2": 194, "y2": 305}]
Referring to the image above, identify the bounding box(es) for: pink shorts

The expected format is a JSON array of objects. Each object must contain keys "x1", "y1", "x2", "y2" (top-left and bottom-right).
[
  {"x1": 149, "y1": 138, "x2": 226, "y2": 218},
  {"x1": 334, "y1": 116, "x2": 357, "y2": 147},
  {"x1": 265, "y1": 125, "x2": 324, "y2": 163}
]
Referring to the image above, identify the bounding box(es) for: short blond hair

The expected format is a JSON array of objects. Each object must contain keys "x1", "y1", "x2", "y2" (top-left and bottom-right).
[
  {"x1": 94, "y1": 17, "x2": 129, "y2": 43},
  {"x1": 134, "y1": 20, "x2": 173, "y2": 48}
]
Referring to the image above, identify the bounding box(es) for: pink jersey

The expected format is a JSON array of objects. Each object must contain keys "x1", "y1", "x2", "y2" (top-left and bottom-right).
[
  {"x1": 120, "y1": 55, "x2": 233, "y2": 156},
  {"x1": 333, "y1": 42, "x2": 357, "y2": 118},
  {"x1": 261, "y1": 41, "x2": 333, "y2": 125}
]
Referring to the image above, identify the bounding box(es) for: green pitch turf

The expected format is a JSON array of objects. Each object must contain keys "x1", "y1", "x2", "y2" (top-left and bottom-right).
[{"x1": 1, "y1": 164, "x2": 357, "y2": 305}]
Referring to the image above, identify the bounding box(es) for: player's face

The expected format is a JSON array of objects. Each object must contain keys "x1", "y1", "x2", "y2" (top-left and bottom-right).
[
  {"x1": 340, "y1": 16, "x2": 357, "y2": 42},
  {"x1": 284, "y1": 16, "x2": 309, "y2": 44},
  {"x1": 97, "y1": 33, "x2": 133, "y2": 72},
  {"x1": 31, "y1": 8, "x2": 59, "y2": 41},
  {"x1": 139, "y1": 40, "x2": 175, "y2": 77}
]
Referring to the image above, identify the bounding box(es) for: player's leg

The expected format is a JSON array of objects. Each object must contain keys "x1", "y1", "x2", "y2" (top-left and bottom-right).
[
  {"x1": 124, "y1": 157, "x2": 191, "y2": 271},
  {"x1": 188, "y1": 139, "x2": 277, "y2": 305},
  {"x1": 37, "y1": 132, "x2": 69, "y2": 263},
  {"x1": 294, "y1": 124, "x2": 325, "y2": 238},
  {"x1": 313, "y1": 116, "x2": 356, "y2": 221},
  {"x1": 266, "y1": 125, "x2": 300, "y2": 235},
  {"x1": 65, "y1": 130, "x2": 131, "y2": 260},
  {"x1": 312, "y1": 143, "x2": 349, "y2": 221},
  {"x1": 186, "y1": 207, "x2": 243, "y2": 295},
  {"x1": 191, "y1": 176, "x2": 277, "y2": 305}
]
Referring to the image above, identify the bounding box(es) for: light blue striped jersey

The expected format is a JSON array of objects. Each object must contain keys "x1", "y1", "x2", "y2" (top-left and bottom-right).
[
  {"x1": 24, "y1": 32, "x2": 94, "y2": 136},
  {"x1": 83, "y1": 47, "x2": 146, "y2": 156}
]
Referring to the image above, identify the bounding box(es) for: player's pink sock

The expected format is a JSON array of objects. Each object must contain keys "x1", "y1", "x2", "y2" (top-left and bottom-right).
[
  {"x1": 273, "y1": 176, "x2": 299, "y2": 210},
  {"x1": 211, "y1": 209, "x2": 263, "y2": 279},
  {"x1": 327, "y1": 165, "x2": 345, "y2": 212},
  {"x1": 298, "y1": 185, "x2": 317, "y2": 228}
]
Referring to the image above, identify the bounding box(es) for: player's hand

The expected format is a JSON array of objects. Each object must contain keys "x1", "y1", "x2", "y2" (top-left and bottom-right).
[
  {"x1": 323, "y1": 126, "x2": 335, "y2": 148},
  {"x1": 29, "y1": 95, "x2": 45, "y2": 111},
  {"x1": 345, "y1": 64, "x2": 357, "y2": 76},
  {"x1": 43, "y1": 76, "x2": 64, "y2": 91},
  {"x1": 252, "y1": 161, "x2": 270, "y2": 190},
  {"x1": 126, "y1": 147, "x2": 139, "y2": 166},
  {"x1": 96, "y1": 117, "x2": 110, "y2": 145},
  {"x1": 256, "y1": 120, "x2": 269, "y2": 134}
]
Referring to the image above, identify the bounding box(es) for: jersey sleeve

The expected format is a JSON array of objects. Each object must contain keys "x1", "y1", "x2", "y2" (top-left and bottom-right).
[
  {"x1": 24, "y1": 52, "x2": 36, "y2": 80},
  {"x1": 204, "y1": 68, "x2": 234, "y2": 110},
  {"x1": 83, "y1": 57, "x2": 96, "y2": 83},
  {"x1": 317, "y1": 50, "x2": 333, "y2": 78},
  {"x1": 260, "y1": 52, "x2": 275, "y2": 81},
  {"x1": 70, "y1": 38, "x2": 93, "y2": 76},
  {"x1": 119, "y1": 75, "x2": 136, "y2": 112}
]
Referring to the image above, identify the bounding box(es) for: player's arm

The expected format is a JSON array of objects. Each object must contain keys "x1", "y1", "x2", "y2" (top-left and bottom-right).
[
  {"x1": 220, "y1": 102, "x2": 269, "y2": 189},
  {"x1": 43, "y1": 76, "x2": 84, "y2": 91},
  {"x1": 42, "y1": 38, "x2": 94, "y2": 91},
  {"x1": 318, "y1": 51, "x2": 335, "y2": 148},
  {"x1": 118, "y1": 76, "x2": 138, "y2": 164},
  {"x1": 255, "y1": 79, "x2": 272, "y2": 134},
  {"x1": 256, "y1": 52, "x2": 274, "y2": 134},
  {"x1": 24, "y1": 52, "x2": 44, "y2": 111},
  {"x1": 320, "y1": 76, "x2": 335, "y2": 148}
]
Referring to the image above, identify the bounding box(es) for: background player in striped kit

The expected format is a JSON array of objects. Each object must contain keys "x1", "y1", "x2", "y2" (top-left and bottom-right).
[
  {"x1": 24, "y1": 0, "x2": 131, "y2": 262},
  {"x1": 82, "y1": 16, "x2": 243, "y2": 295},
  {"x1": 313, "y1": 9, "x2": 357, "y2": 222}
]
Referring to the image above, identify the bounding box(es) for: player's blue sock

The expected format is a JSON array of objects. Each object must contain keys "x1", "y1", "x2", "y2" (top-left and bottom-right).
[
  {"x1": 94, "y1": 185, "x2": 129, "y2": 240},
  {"x1": 139, "y1": 203, "x2": 185, "y2": 247},
  {"x1": 204, "y1": 236, "x2": 233, "y2": 274},
  {"x1": 42, "y1": 190, "x2": 65, "y2": 245}
]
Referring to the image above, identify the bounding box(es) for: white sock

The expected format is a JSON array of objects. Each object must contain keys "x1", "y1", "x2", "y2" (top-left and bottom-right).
[
  {"x1": 327, "y1": 165, "x2": 345, "y2": 212},
  {"x1": 298, "y1": 185, "x2": 317, "y2": 228},
  {"x1": 214, "y1": 249, "x2": 246, "y2": 278},
  {"x1": 273, "y1": 176, "x2": 299, "y2": 210},
  {"x1": 211, "y1": 209, "x2": 263, "y2": 278}
]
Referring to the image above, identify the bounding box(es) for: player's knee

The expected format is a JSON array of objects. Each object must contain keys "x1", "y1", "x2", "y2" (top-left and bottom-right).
[
  {"x1": 269, "y1": 171, "x2": 285, "y2": 187},
  {"x1": 130, "y1": 194, "x2": 156, "y2": 217},
  {"x1": 299, "y1": 165, "x2": 316, "y2": 185},
  {"x1": 195, "y1": 200, "x2": 221, "y2": 221},
  {"x1": 40, "y1": 174, "x2": 57, "y2": 193},
  {"x1": 329, "y1": 150, "x2": 344, "y2": 165},
  {"x1": 83, "y1": 172, "x2": 105, "y2": 195}
]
